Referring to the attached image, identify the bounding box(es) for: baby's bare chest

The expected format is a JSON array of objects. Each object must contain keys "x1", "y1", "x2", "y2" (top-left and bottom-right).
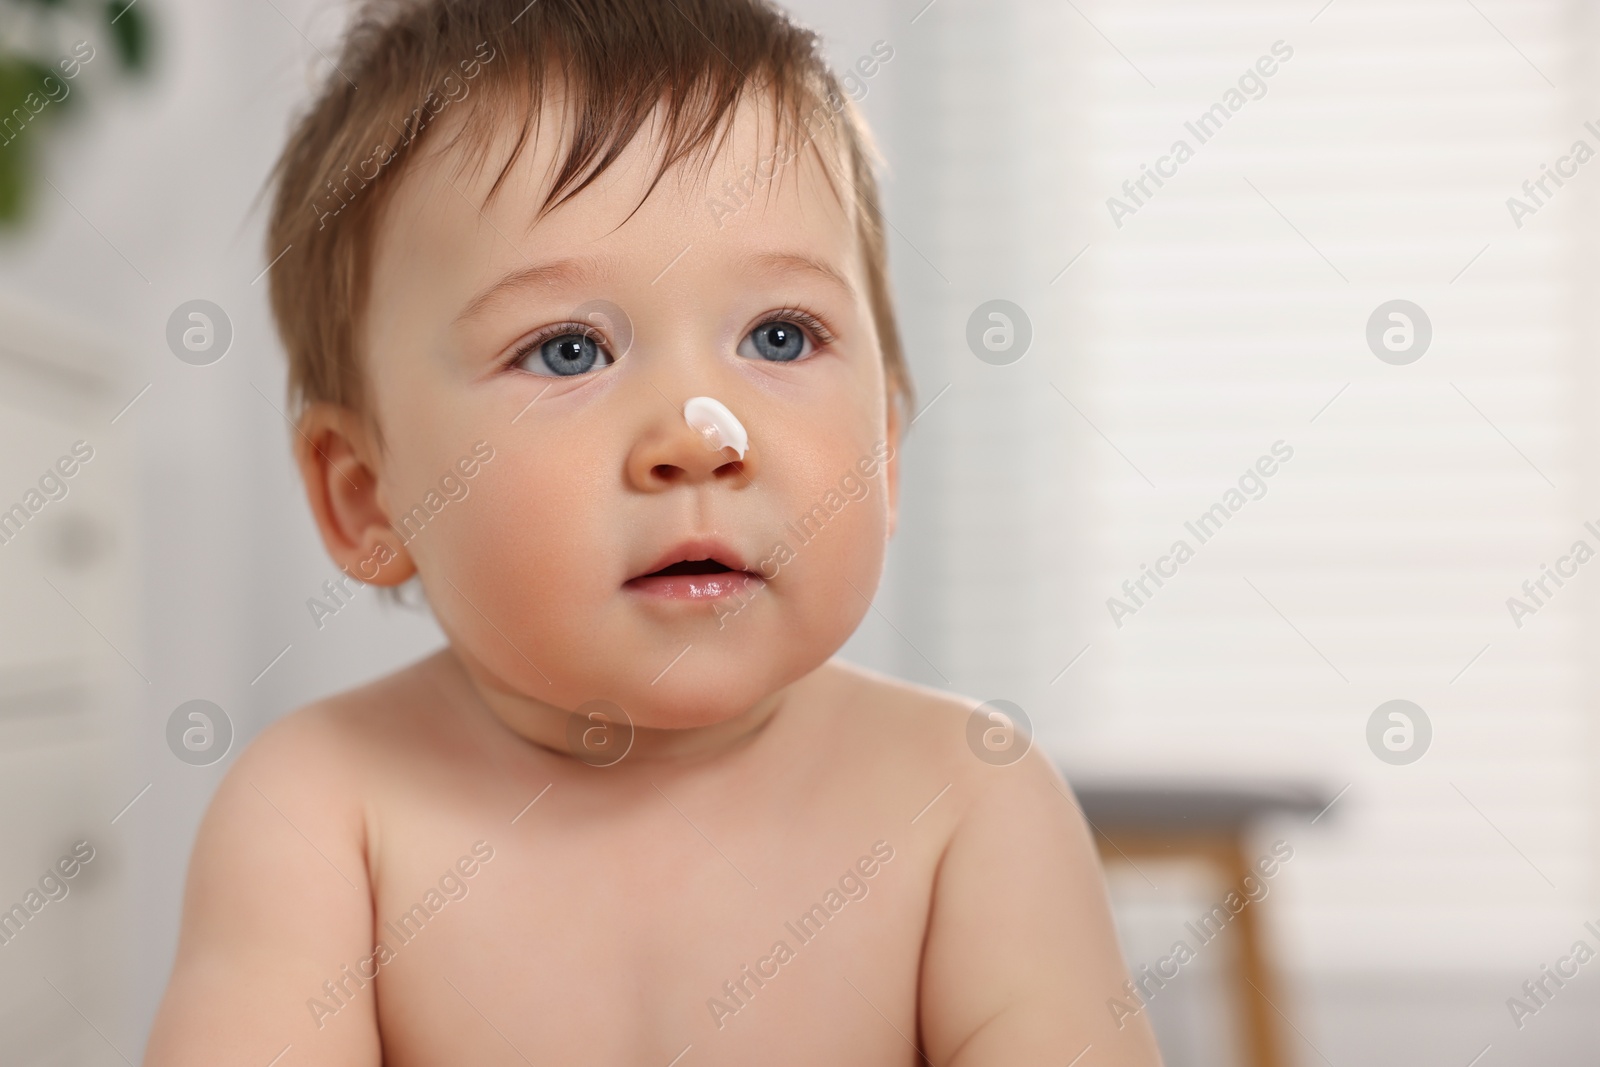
[{"x1": 365, "y1": 760, "x2": 944, "y2": 1067}]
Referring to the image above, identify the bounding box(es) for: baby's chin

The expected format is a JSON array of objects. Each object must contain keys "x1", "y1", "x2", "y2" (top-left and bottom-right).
[
  {"x1": 491, "y1": 634, "x2": 819, "y2": 758},
  {"x1": 582, "y1": 642, "x2": 817, "y2": 731}
]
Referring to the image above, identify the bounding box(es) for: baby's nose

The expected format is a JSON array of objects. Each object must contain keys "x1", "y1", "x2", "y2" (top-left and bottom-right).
[{"x1": 625, "y1": 393, "x2": 754, "y2": 490}]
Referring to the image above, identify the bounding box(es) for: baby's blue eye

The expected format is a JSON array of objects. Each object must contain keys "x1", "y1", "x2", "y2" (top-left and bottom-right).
[
  {"x1": 738, "y1": 320, "x2": 812, "y2": 363},
  {"x1": 513, "y1": 330, "x2": 612, "y2": 377}
]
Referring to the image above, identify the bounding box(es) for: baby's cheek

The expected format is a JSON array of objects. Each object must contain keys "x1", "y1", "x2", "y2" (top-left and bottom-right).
[
  {"x1": 757, "y1": 508, "x2": 886, "y2": 691},
  {"x1": 420, "y1": 465, "x2": 606, "y2": 637},
  {"x1": 776, "y1": 462, "x2": 891, "y2": 606}
]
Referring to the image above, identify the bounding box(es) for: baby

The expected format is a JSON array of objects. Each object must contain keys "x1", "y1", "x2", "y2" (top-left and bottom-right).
[{"x1": 144, "y1": 0, "x2": 1161, "y2": 1064}]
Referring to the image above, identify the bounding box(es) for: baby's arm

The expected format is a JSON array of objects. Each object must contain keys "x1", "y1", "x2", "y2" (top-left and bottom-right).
[
  {"x1": 919, "y1": 748, "x2": 1164, "y2": 1066},
  {"x1": 143, "y1": 706, "x2": 382, "y2": 1066}
]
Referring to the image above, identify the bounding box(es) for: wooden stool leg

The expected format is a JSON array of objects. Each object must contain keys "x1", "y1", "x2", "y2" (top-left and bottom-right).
[
  {"x1": 1227, "y1": 840, "x2": 1286, "y2": 1067},
  {"x1": 1093, "y1": 833, "x2": 1294, "y2": 1067}
]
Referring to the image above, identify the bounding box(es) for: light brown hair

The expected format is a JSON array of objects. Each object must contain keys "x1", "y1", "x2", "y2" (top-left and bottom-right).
[{"x1": 261, "y1": 0, "x2": 913, "y2": 457}]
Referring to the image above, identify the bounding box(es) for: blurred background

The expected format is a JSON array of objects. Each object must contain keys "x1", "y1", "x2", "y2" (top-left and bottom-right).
[{"x1": 1, "y1": 0, "x2": 1596, "y2": 1063}]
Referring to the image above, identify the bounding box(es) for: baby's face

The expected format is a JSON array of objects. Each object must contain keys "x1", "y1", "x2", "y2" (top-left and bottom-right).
[{"x1": 359, "y1": 91, "x2": 899, "y2": 733}]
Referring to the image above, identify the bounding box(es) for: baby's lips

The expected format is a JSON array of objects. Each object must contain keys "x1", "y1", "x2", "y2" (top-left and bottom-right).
[{"x1": 627, "y1": 535, "x2": 752, "y2": 582}]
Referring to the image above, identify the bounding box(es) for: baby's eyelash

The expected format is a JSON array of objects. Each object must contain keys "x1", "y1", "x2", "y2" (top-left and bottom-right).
[
  {"x1": 762, "y1": 305, "x2": 837, "y2": 346},
  {"x1": 500, "y1": 322, "x2": 605, "y2": 370}
]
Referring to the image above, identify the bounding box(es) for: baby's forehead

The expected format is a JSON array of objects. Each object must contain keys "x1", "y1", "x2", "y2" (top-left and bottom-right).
[{"x1": 374, "y1": 87, "x2": 862, "y2": 291}]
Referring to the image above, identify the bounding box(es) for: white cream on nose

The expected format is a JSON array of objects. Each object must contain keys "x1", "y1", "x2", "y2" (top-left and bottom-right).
[{"x1": 682, "y1": 396, "x2": 749, "y2": 460}]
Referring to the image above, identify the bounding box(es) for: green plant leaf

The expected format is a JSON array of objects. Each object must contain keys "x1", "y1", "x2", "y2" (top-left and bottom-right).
[
  {"x1": 0, "y1": 132, "x2": 32, "y2": 225},
  {"x1": 0, "y1": 56, "x2": 71, "y2": 130},
  {"x1": 105, "y1": 0, "x2": 152, "y2": 73}
]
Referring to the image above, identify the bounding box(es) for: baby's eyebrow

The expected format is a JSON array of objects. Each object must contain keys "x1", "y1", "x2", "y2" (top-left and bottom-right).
[
  {"x1": 741, "y1": 250, "x2": 856, "y2": 301},
  {"x1": 454, "y1": 254, "x2": 608, "y2": 327}
]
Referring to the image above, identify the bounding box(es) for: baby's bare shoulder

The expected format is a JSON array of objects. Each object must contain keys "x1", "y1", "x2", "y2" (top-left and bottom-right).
[
  {"x1": 248, "y1": 652, "x2": 448, "y2": 771},
  {"x1": 142, "y1": 658, "x2": 449, "y2": 1064},
  {"x1": 815, "y1": 657, "x2": 1078, "y2": 842},
  {"x1": 200, "y1": 659, "x2": 433, "y2": 867},
  {"x1": 820, "y1": 663, "x2": 1165, "y2": 1062},
  {"x1": 823, "y1": 656, "x2": 975, "y2": 723},
  {"x1": 815, "y1": 658, "x2": 1007, "y2": 783}
]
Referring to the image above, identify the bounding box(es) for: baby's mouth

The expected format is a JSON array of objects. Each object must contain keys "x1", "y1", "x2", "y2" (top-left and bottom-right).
[
  {"x1": 624, "y1": 542, "x2": 764, "y2": 602},
  {"x1": 642, "y1": 559, "x2": 735, "y2": 578}
]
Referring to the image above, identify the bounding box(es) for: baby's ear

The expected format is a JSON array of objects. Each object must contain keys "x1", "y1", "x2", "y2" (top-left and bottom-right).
[{"x1": 293, "y1": 402, "x2": 417, "y2": 587}]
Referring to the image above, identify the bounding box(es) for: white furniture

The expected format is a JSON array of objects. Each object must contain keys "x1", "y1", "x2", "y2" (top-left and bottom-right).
[{"x1": 0, "y1": 290, "x2": 135, "y2": 1064}]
